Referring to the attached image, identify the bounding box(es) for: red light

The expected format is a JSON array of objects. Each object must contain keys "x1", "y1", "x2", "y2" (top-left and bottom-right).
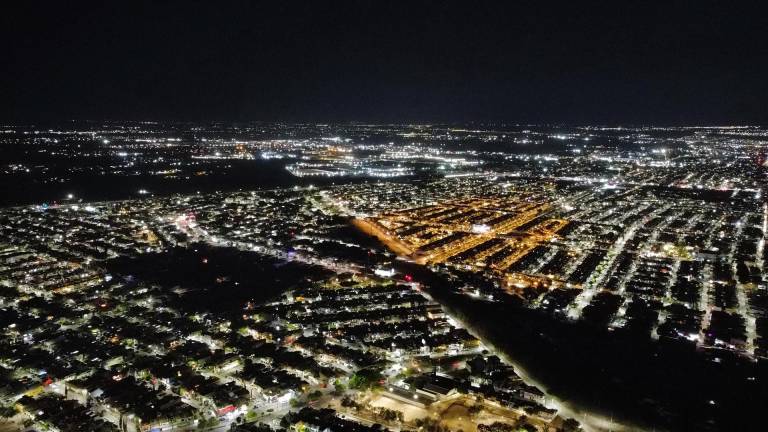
[
  {"x1": 216, "y1": 405, "x2": 236, "y2": 415},
  {"x1": 404, "y1": 274, "x2": 413, "y2": 282}
]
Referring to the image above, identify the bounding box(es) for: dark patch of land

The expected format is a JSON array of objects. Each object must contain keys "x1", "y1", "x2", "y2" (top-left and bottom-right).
[
  {"x1": 393, "y1": 261, "x2": 767, "y2": 432},
  {"x1": 103, "y1": 243, "x2": 332, "y2": 313}
]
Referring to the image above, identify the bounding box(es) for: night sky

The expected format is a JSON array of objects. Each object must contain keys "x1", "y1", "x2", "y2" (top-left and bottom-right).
[{"x1": 2, "y1": 1, "x2": 767, "y2": 124}]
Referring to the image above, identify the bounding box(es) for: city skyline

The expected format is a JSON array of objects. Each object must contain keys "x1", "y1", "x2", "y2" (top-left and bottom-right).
[
  {"x1": 0, "y1": 122, "x2": 766, "y2": 432},
  {"x1": 2, "y1": 2, "x2": 768, "y2": 432}
]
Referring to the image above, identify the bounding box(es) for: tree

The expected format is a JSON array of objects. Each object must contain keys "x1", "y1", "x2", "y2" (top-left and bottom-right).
[
  {"x1": 332, "y1": 379, "x2": 346, "y2": 395},
  {"x1": 308, "y1": 390, "x2": 323, "y2": 401},
  {"x1": 348, "y1": 369, "x2": 383, "y2": 390},
  {"x1": 478, "y1": 422, "x2": 516, "y2": 432},
  {"x1": 375, "y1": 408, "x2": 402, "y2": 422},
  {"x1": 562, "y1": 418, "x2": 582, "y2": 432},
  {"x1": 415, "y1": 417, "x2": 447, "y2": 432},
  {"x1": 340, "y1": 396, "x2": 360, "y2": 410},
  {"x1": 198, "y1": 416, "x2": 220, "y2": 428},
  {"x1": 0, "y1": 405, "x2": 17, "y2": 418}
]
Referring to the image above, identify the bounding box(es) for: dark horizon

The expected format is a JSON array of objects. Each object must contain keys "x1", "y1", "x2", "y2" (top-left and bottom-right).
[
  {"x1": 3, "y1": 119, "x2": 768, "y2": 129},
  {"x1": 3, "y1": 1, "x2": 768, "y2": 124}
]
